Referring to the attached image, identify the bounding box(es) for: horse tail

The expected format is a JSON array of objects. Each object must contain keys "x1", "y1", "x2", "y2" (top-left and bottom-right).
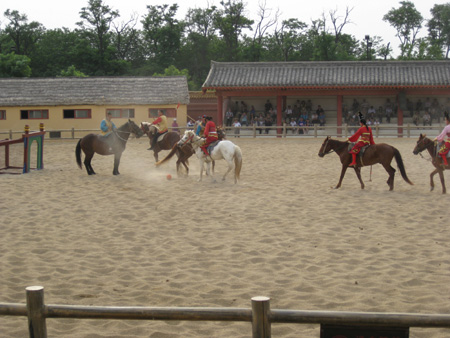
[
  {"x1": 393, "y1": 147, "x2": 413, "y2": 185},
  {"x1": 234, "y1": 145, "x2": 243, "y2": 181},
  {"x1": 156, "y1": 143, "x2": 178, "y2": 166},
  {"x1": 75, "y1": 139, "x2": 82, "y2": 169}
]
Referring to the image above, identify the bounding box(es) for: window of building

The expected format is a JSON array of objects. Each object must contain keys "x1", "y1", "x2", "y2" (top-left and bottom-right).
[
  {"x1": 107, "y1": 109, "x2": 135, "y2": 118},
  {"x1": 0, "y1": 110, "x2": 5, "y2": 120},
  {"x1": 20, "y1": 110, "x2": 49, "y2": 119},
  {"x1": 63, "y1": 109, "x2": 91, "y2": 119},
  {"x1": 149, "y1": 108, "x2": 177, "y2": 118}
]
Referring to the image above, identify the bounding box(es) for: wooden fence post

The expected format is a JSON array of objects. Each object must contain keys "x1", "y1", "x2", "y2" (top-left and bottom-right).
[
  {"x1": 71, "y1": 128, "x2": 75, "y2": 139},
  {"x1": 252, "y1": 296, "x2": 271, "y2": 338},
  {"x1": 26, "y1": 286, "x2": 47, "y2": 338}
]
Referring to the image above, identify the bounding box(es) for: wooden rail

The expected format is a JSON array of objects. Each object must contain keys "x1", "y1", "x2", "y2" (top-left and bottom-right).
[{"x1": 2, "y1": 287, "x2": 450, "y2": 338}]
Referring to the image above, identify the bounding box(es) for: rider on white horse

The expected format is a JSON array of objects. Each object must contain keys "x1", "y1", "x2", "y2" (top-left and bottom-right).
[{"x1": 200, "y1": 115, "x2": 218, "y2": 156}]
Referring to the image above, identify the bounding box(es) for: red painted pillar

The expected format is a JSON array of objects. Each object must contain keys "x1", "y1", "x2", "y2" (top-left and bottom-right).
[
  {"x1": 277, "y1": 95, "x2": 283, "y2": 136},
  {"x1": 397, "y1": 94, "x2": 403, "y2": 137},
  {"x1": 337, "y1": 95, "x2": 343, "y2": 137},
  {"x1": 217, "y1": 95, "x2": 223, "y2": 126}
]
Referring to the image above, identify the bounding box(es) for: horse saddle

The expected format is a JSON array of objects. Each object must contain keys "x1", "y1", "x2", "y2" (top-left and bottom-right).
[
  {"x1": 156, "y1": 131, "x2": 168, "y2": 143},
  {"x1": 207, "y1": 140, "x2": 220, "y2": 154},
  {"x1": 347, "y1": 142, "x2": 370, "y2": 157}
]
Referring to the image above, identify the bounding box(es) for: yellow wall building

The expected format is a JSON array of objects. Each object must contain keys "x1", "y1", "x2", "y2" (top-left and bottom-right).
[{"x1": 0, "y1": 76, "x2": 190, "y2": 138}]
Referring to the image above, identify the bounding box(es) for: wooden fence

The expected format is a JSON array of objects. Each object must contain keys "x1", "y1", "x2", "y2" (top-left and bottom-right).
[
  {"x1": 2, "y1": 286, "x2": 450, "y2": 337},
  {"x1": 0, "y1": 123, "x2": 444, "y2": 140}
]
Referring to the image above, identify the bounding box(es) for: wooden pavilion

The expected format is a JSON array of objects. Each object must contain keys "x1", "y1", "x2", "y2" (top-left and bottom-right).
[{"x1": 202, "y1": 60, "x2": 450, "y2": 132}]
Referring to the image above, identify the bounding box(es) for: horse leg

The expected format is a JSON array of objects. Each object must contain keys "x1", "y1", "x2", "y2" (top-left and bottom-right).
[
  {"x1": 113, "y1": 154, "x2": 121, "y2": 175},
  {"x1": 84, "y1": 153, "x2": 95, "y2": 175},
  {"x1": 382, "y1": 163, "x2": 396, "y2": 191},
  {"x1": 222, "y1": 159, "x2": 234, "y2": 182},
  {"x1": 153, "y1": 150, "x2": 159, "y2": 163},
  {"x1": 353, "y1": 167, "x2": 365, "y2": 189},
  {"x1": 429, "y1": 168, "x2": 439, "y2": 192},
  {"x1": 437, "y1": 169, "x2": 446, "y2": 194},
  {"x1": 334, "y1": 165, "x2": 349, "y2": 189}
]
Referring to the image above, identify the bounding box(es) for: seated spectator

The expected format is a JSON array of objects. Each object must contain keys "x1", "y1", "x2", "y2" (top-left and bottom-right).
[
  {"x1": 264, "y1": 114, "x2": 272, "y2": 134},
  {"x1": 297, "y1": 117, "x2": 307, "y2": 134},
  {"x1": 305, "y1": 99, "x2": 313, "y2": 113},
  {"x1": 289, "y1": 118, "x2": 298, "y2": 134},
  {"x1": 311, "y1": 111, "x2": 319, "y2": 124},
  {"x1": 318, "y1": 111, "x2": 326, "y2": 126},
  {"x1": 240, "y1": 112, "x2": 248, "y2": 126},
  {"x1": 367, "y1": 106, "x2": 376, "y2": 119},
  {"x1": 249, "y1": 105, "x2": 256, "y2": 120},
  {"x1": 257, "y1": 114, "x2": 265, "y2": 134},
  {"x1": 264, "y1": 99, "x2": 273, "y2": 113},
  {"x1": 187, "y1": 120, "x2": 195, "y2": 128},
  {"x1": 412, "y1": 111, "x2": 420, "y2": 126},
  {"x1": 285, "y1": 105, "x2": 293, "y2": 119},
  {"x1": 423, "y1": 111, "x2": 431, "y2": 126}
]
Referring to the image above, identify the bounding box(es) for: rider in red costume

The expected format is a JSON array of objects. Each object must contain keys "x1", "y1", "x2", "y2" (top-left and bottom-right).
[
  {"x1": 347, "y1": 112, "x2": 375, "y2": 166},
  {"x1": 435, "y1": 111, "x2": 450, "y2": 167},
  {"x1": 200, "y1": 115, "x2": 218, "y2": 156}
]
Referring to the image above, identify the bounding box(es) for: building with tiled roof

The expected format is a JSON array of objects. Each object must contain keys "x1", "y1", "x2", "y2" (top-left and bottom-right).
[{"x1": 202, "y1": 61, "x2": 450, "y2": 128}]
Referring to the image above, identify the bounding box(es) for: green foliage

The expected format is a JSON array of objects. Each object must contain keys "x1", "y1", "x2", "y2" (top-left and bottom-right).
[
  {"x1": 60, "y1": 65, "x2": 87, "y2": 77},
  {"x1": 0, "y1": 52, "x2": 31, "y2": 77},
  {"x1": 383, "y1": 1, "x2": 423, "y2": 58},
  {"x1": 152, "y1": 65, "x2": 198, "y2": 90}
]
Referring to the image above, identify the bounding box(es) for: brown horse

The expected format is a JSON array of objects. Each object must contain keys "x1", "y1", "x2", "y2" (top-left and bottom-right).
[
  {"x1": 413, "y1": 133, "x2": 449, "y2": 194},
  {"x1": 140, "y1": 122, "x2": 192, "y2": 174},
  {"x1": 155, "y1": 126, "x2": 227, "y2": 174},
  {"x1": 318, "y1": 136, "x2": 413, "y2": 190},
  {"x1": 76, "y1": 120, "x2": 144, "y2": 175}
]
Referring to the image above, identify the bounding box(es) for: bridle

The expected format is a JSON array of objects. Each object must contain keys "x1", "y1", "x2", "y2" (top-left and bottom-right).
[
  {"x1": 415, "y1": 137, "x2": 436, "y2": 161},
  {"x1": 113, "y1": 122, "x2": 137, "y2": 142},
  {"x1": 320, "y1": 138, "x2": 347, "y2": 156},
  {"x1": 179, "y1": 132, "x2": 196, "y2": 146}
]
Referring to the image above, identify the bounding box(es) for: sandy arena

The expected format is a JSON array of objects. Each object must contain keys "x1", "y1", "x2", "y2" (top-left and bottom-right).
[{"x1": 1, "y1": 136, "x2": 450, "y2": 337}]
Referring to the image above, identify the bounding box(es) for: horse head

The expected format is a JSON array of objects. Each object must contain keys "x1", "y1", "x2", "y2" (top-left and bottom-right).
[
  {"x1": 217, "y1": 126, "x2": 226, "y2": 140},
  {"x1": 318, "y1": 136, "x2": 332, "y2": 157},
  {"x1": 128, "y1": 119, "x2": 144, "y2": 138},
  {"x1": 178, "y1": 130, "x2": 196, "y2": 147},
  {"x1": 413, "y1": 133, "x2": 429, "y2": 155}
]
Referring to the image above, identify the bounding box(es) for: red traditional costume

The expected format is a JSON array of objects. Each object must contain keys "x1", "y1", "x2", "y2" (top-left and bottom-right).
[
  {"x1": 201, "y1": 119, "x2": 218, "y2": 156},
  {"x1": 348, "y1": 118, "x2": 375, "y2": 167},
  {"x1": 436, "y1": 112, "x2": 450, "y2": 166}
]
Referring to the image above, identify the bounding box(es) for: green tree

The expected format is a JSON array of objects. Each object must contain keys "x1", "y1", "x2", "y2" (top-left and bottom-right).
[
  {"x1": 383, "y1": 1, "x2": 423, "y2": 58},
  {"x1": 77, "y1": 0, "x2": 120, "y2": 74},
  {"x1": 269, "y1": 19, "x2": 307, "y2": 61},
  {"x1": 60, "y1": 65, "x2": 88, "y2": 77},
  {"x1": 152, "y1": 64, "x2": 196, "y2": 90},
  {"x1": 0, "y1": 52, "x2": 31, "y2": 77},
  {"x1": 141, "y1": 4, "x2": 184, "y2": 74},
  {"x1": 427, "y1": 3, "x2": 450, "y2": 59},
  {"x1": 2, "y1": 9, "x2": 44, "y2": 56},
  {"x1": 213, "y1": 0, "x2": 253, "y2": 61}
]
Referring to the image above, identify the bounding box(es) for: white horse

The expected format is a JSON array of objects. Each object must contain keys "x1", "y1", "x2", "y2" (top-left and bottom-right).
[{"x1": 177, "y1": 130, "x2": 242, "y2": 183}]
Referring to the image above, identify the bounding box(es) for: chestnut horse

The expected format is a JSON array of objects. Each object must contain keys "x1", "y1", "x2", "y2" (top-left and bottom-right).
[
  {"x1": 155, "y1": 126, "x2": 226, "y2": 176},
  {"x1": 413, "y1": 133, "x2": 449, "y2": 194},
  {"x1": 318, "y1": 136, "x2": 413, "y2": 190},
  {"x1": 76, "y1": 119, "x2": 144, "y2": 175}
]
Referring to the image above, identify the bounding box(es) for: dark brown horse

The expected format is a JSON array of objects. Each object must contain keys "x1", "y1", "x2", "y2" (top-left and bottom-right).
[
  {"x1": 318, "y1": 136, "x2": 413, "y2": 190},
  {"x1": 76, "y1": 120, "x2": 144, "y2": 175},
  {"x1": 413, "y1": 133, "x2": 449, "y2": 194},
  {"x1": 140, "y1": 122, "x2": 192, "y2": 174},
  {"x1": 140, "y1": 122, "x2": 183, "y2": 162}
]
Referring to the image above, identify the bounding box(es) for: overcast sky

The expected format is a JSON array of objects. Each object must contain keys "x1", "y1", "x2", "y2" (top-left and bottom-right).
[{"x1": 0, "y1": 0, "x2": 447, "y2": 57}]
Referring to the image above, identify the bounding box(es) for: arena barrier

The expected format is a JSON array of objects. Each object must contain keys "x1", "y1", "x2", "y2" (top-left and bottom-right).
[
  {"x1": 1, "y1": 287, "x2": 450, "y2": 338},
  {"x1": 0, "y1": 124, "x2": 45, "y2": 174}
]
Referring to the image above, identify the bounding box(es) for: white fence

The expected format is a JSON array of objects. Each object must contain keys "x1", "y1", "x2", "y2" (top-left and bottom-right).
[{"x1": 0, "y1": 123, "x2": 444, "y2": 140}]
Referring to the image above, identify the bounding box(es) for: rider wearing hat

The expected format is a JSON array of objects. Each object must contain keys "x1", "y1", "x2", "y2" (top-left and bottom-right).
[
  {"x1": 347, "y1": 112, "x2": 375, "y2": 167},
  {"x1": 435, "y1": 111, "x2": 450, "y2": 167},
  {"x1": 149, "y1": 110, "x2": 168, "y2": 150},
  {"x1": 200, "y1": 115, "x2": 218, "y2": 156}
]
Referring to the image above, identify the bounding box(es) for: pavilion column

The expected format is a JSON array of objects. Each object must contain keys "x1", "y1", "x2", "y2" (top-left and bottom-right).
[
  {"x1": 337, "y1": 95, "x2": 343, "y2": 137},
  {"x1": 217, "y1": 94, "x2": 224, "y2": 126},
  {"x1": 396, "y1": 94, "x2": 403, "y2": 137},
  {"x1": 277, "y1": 95, "x2": 283, "y2": 136}
]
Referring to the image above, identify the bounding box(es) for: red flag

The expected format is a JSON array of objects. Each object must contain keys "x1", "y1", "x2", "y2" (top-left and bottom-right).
[{"x1": 176, "y1": 102, "x2": 180, "y2": 110}]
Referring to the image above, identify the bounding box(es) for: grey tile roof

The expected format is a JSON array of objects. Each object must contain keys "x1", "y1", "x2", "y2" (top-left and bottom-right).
[
  {"x1": 202, "y1": 61, "x2": 450, "y2": 89},
  {"x1": 0, "y1": 76, "x2": 190, "y2": 107}
]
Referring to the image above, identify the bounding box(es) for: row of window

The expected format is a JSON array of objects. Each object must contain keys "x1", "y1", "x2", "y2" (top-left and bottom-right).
[{"x1": 0, "y1": 108, "x2": 177, "y2": 120}]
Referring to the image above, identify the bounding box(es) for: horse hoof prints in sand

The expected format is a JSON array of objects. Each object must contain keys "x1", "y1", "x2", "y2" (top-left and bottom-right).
[
  {"x1": 318, "y1": 136, "x2": 413, "y2": 191},
  {"x1": 76, "y1": 120, "x2": 144, "y2": 175}
]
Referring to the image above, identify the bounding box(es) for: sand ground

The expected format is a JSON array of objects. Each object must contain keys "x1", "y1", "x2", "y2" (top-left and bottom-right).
[{"x1": 1, "y1": 136, "x2": 450, "y2": 337}]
